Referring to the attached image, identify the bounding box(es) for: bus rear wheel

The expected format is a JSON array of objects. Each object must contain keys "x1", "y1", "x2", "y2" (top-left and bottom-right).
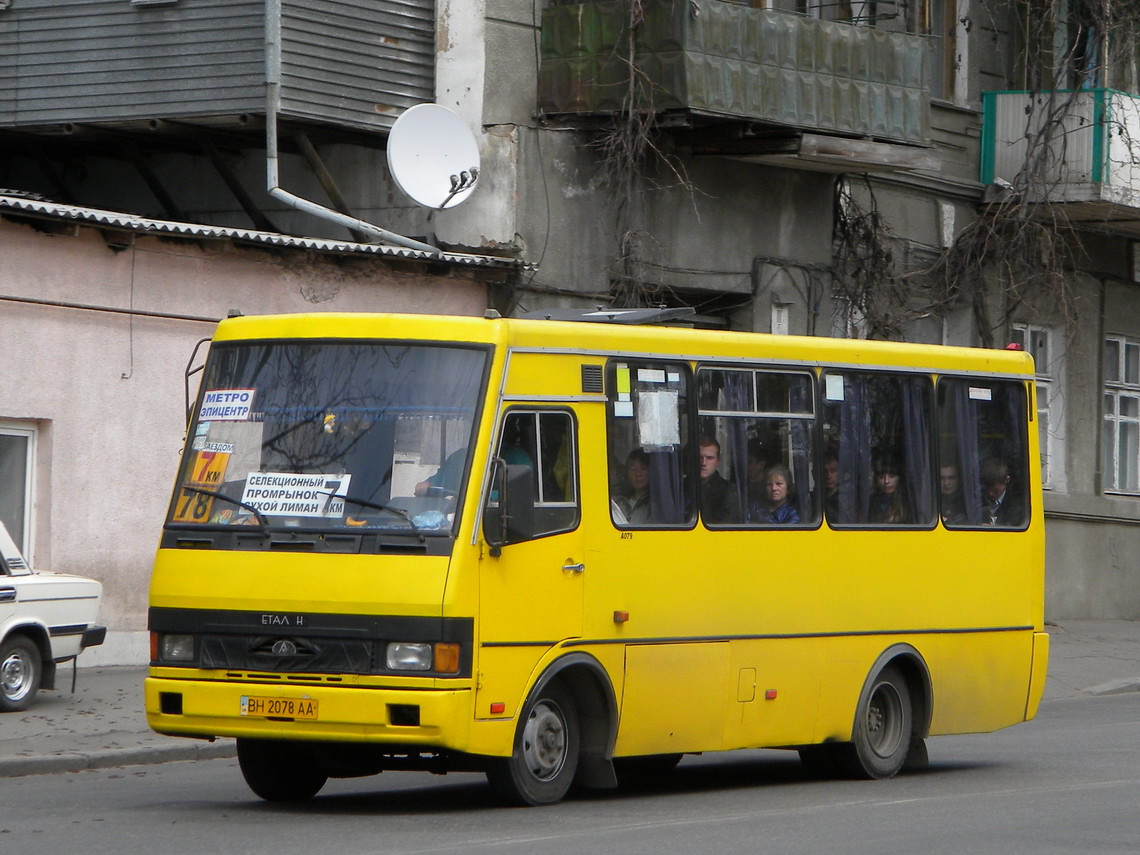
[
  {"x1": 843, "y1": 665, "x2": 913, "y2": 779},
  {"x1": 237, "y1": 738, "x2": 328, "y2": 801},
  {"x1": 487, "y1": 682, "x2": 580, "y2": 806}
]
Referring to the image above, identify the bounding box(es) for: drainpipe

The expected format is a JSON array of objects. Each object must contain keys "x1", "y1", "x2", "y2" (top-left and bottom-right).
[{"x1": 264, "y1": 0, "x2": 441, "y2": 256}]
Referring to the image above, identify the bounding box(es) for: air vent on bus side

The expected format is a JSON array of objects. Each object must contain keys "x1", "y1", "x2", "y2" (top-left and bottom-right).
[{"x1": 581, "y1": 364, "x2": 604, "y2": 394}]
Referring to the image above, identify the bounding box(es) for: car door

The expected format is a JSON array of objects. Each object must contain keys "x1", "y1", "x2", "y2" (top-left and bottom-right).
[{"x1": 0, "y1": 521, "x2": 29, "y2": 636}]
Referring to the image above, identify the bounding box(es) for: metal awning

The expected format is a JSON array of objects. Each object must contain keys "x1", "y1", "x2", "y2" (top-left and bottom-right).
[{"x1": 0, "y1": 192, "x2": 521, "y2": 270}]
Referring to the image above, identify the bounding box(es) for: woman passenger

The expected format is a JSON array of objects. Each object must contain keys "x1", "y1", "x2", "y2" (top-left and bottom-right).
[
  {"x1": 759, "y1": 464, "x2": 799, "y2": 524},
  {"x1": 869, "y1": 456, "x2": 913, "y2": 524},
  {"x1": 614, "y1": 448, "x2": 652, "y2": 524}
]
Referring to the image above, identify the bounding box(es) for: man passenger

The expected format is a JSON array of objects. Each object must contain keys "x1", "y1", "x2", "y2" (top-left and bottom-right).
[
  {"x1": 698, "y1": 436, "x2": 741, "y2": 524},
  {"x1": 981, "y1": 457, "x2": 1023, "y2": 526}
]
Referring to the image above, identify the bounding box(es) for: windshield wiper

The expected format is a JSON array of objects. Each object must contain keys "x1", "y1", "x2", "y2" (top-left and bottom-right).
[
  {"x1": 333, "y1": 495, "x2": 425, "y2": 543},
  {"x1": 181, "y1": 486, "x2": 271, "y2": 538}
]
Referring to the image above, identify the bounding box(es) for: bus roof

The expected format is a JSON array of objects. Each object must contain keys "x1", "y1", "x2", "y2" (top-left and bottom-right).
[{"x1": 211, "y1": 311, "x2": 1036, "y2": 377}]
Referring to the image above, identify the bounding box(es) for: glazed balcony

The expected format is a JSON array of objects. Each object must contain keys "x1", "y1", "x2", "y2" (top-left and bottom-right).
[
  {"x1": 539, "y1": 1, "x2": 933, "y2": 171},
  {"x1": 981, "y1": 89, "x2": 1140, "y2": 236}
]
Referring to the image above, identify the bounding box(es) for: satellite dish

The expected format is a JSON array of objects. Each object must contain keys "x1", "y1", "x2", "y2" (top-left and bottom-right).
[{"x1": 387, "y1": 104, "x2": 481, "y2": 210}]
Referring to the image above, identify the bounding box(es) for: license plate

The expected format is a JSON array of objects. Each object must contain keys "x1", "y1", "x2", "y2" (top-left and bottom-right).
[{"x1": 240, "y1": 695, "x2": 319, "y2": 720}]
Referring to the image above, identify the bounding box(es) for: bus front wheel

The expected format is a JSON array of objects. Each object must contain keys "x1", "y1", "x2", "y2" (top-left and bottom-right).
[
  {"x1": 844, "y1": 665, "x2": 913, "y2": 779},
  {"x1": 487, "y1": 681, "x2": 580, "y2": 806},
  {"x1": 237, "y1": 738, "x2": 328, "y2": 801}
]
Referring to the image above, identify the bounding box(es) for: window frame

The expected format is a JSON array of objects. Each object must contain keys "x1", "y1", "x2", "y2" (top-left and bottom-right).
[
  {"x1": 498, "y1": 408, "x2": 581, "y2": 541},
  {"x1": 1011, "y1": 322, "x2": 1060, "y2": 490},
  {"x1": 821, "y1": 368, "x2": 938, "y2": 529},
  {"x1": 0, "y1": 422, "x2": 37, "y2": 564},
  {"x1": 606, "y1": 359, "x2": 696, "y2": 530},
  {"x1": 1103, "y1": 334, "x2": 1140, "y2": 495},
  {"x1": 935, "y1": 376, "x2": 1032, "y2": 530},
  {"x1": 695, "y1": 364, "x2": 819, "y2": 528}
]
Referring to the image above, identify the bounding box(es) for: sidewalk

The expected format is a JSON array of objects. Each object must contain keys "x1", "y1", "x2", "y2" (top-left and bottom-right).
[{"x1": 1, "y1": 620, "x2": 1137, "y2": 779}]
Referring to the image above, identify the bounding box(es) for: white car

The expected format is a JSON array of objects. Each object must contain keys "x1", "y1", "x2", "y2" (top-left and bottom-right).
[{"x1": 0, "y1": 521, "x2": 105, "y2": 711}]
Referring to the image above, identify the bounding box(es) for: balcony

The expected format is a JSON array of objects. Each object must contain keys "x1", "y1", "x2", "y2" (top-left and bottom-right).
[
  {"x1": 981, "y1": 89, "x2": 1140, "y2": 236},
  {"x1": 0, "y1": 0, "x2": 434, "y2": 139},
  {"x1": 539, "y1": 1, "x2": 934, "y2": 172}
]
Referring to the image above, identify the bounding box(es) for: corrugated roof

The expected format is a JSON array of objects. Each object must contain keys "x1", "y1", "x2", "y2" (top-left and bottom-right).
[{"x1": 0, "y1": 192, "x2": 521, "y2": 270}]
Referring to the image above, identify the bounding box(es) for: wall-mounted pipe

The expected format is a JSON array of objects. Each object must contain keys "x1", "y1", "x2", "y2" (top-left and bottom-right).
[{"x1": 263, "y1": 0, "x2": 440, "y2": 257}]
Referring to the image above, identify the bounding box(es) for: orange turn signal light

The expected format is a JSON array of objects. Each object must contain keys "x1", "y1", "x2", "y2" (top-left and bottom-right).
[{"x1": 433, "y1": 643, "x2": 460, "y2": 674}]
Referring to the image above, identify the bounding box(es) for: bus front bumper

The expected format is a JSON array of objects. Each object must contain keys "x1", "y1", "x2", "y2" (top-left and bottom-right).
[{"x1": 145, "y1": 675, "x2": 474, "y2": 750}]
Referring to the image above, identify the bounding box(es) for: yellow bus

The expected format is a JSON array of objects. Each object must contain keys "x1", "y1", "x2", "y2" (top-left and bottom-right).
[{"x1": 146, "y1": 309, "x2": 1048, "y2": 805}]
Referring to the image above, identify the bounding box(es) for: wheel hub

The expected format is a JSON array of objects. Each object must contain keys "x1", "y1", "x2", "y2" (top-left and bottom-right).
[
  {"x1": 1, "y1": 651, "x2": 32, "y2": 700},
  {"x1": 866, "y1": 682, "x2": 904, "y2": 759},
  {"x1": 521, "y1": 700, "x2": 567, "y2": 781}
]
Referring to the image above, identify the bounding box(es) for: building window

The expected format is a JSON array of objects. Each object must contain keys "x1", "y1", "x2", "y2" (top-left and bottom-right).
[
  {"x1": 0, "y1": 423, "x2": 35, "y2": 560},
  {"x1": 1012, "y1": 323, "x2": 1060, "y2": 489},
  {"x1": 1104, "y1": 335, "x2": 1140, "y2": 494}
]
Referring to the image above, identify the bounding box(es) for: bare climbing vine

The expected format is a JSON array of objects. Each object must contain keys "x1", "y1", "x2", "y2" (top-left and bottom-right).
[
  {"x1": 833, "y1": 0, "x2": 1140, "y2": 346},
  {"x1": 592, "y1": 0, "x2": 697, "y2": 308},
  {"x1": 832, "y1": 176, "x2": 945, "y2": 341}
]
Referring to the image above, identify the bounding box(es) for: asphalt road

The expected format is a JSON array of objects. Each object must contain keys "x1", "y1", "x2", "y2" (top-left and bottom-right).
[{"x1": 2, "y1": 692, "x2": 1137, "y2": 855}]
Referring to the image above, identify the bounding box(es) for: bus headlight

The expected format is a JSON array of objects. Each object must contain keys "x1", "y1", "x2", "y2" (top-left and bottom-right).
[
  {"x1": 385, "y1": 642, "x2": 461, "y2": 673},
  {"x1": 159, "y1": 633, "x2": 195, "y2": 662},
  {"x1": 386, "y1": 642, "x2": 432, "y2": 671}
]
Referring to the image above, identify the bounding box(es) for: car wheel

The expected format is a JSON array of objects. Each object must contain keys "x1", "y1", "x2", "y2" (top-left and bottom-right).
[{"x1": 0, "y1": 635, "x2": 42, "y2": 712}]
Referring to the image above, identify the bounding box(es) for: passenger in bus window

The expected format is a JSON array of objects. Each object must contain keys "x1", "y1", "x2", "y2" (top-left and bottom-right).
[
  {"x1": 820, "y1": 452, "x2": 840, "y2": 520},
  {"x1": 759, "y1": 464, "x2": 800, "y2": 524},
  {"x1": 698, "y1": 436, "x2": 741, "y2": 524},
  {"x1": 981, "y1": 458, "x2": 1023, "y2": 526},
  {"x1": 869, "y1": 456, "x2": 913, "y2": 524},
  {"x1": 744, "y1": 439, "x2": 771, "y2": 522},
  {"x1": 614, "y1": 448, "x2": 652, "y2": 525},
  {"x1": 939, "y1": 462, "x2": 967, "y2": 525}
]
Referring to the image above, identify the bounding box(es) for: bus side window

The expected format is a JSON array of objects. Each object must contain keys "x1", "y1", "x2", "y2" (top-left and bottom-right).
[
  {"x1": 937, "y1": 379, "x2": 1029, "y2": 529},
  {"x1": 607, "y1": 360, "x2": 693, "y2": 528},
  {"x1": 696, "y1": 367, "x2": 816, "y2": 527},
  {"x1": 499, "y1": 410, "x2": 579, "y2": 539},
  {"x1": 821, "y1": 371, "x2": 935, "y2": 527}
]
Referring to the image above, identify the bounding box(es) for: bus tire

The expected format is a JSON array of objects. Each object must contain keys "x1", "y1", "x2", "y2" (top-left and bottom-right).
[
  {"x1": 487, "y1": 681, "x2": 580, "y2": 806},
  {"x1": 842, "y1": 664, "x2": 913, "y2": 779},
  {"x1": 0, "y1": 634, "x2": 42, "y2": 712},
  {"x1": 237, "y1": 738, "x2": 328, "y2": 802}
]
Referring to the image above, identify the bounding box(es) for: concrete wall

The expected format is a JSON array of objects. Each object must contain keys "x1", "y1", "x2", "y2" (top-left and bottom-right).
[
  {"x1": 0, "y1": 215, "x2": 488, "y2": 664},
  {"x1": 1045, "y1": 517, "x2": 1140, "y2": 620}
]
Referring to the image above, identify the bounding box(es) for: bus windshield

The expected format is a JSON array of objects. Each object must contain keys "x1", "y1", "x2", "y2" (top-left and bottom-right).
[{"x1": 168, "y1": 341, "x2": 488, "y2": 536}]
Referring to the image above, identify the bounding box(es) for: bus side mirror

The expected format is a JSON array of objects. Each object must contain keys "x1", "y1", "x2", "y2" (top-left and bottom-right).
[{"x1": 483, "y1": 459, "x2": 535, "y2": 555}]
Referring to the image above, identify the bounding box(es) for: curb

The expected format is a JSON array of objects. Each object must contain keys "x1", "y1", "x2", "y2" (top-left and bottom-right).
[
  {"x1": 1086, "y1": 677, "x2": 1140, "y2": 696},
  {"x1": 0, "y1": 739, "x2": 236, "y2": 779}
]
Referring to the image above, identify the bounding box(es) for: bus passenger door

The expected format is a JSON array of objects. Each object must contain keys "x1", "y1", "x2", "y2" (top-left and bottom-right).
[{"x1": 476, "y1": 408, "x2": 584, "y2": 718}]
